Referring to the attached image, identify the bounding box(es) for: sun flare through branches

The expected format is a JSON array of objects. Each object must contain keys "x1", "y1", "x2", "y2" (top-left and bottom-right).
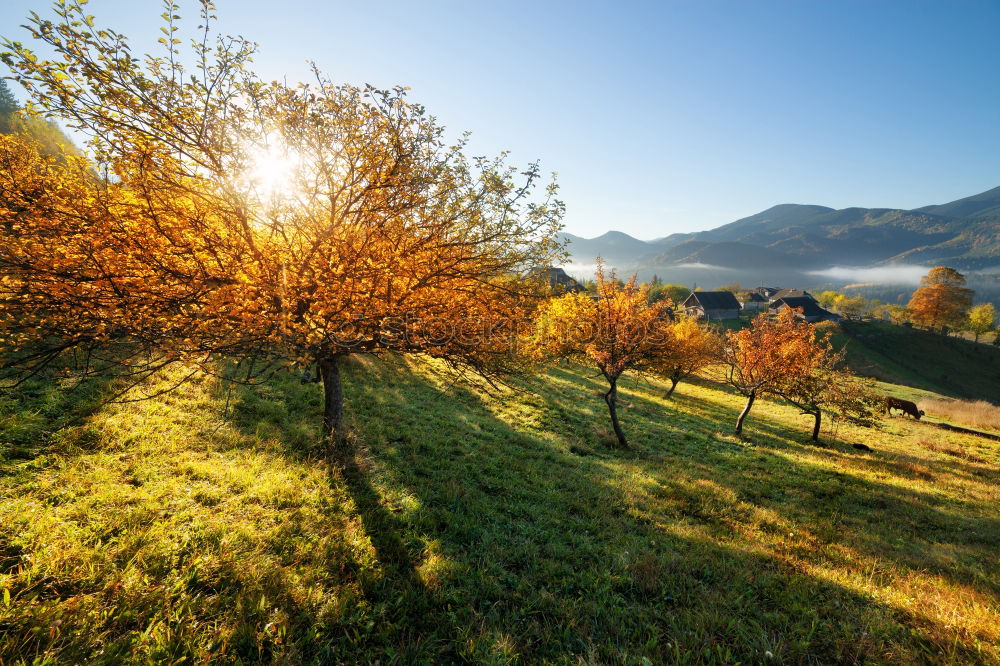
[{"x1": 243, "y1": 134, "x2": 302, "y2": 202}]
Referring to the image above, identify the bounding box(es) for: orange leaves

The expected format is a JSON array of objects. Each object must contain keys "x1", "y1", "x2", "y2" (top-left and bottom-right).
[
  {"x1": 907, "y1": 267, "x2": 973, "y2": 331},
  {"x1": 723, "y1": 309, "x2": 820, "y2": 394},
  {"x1": 0, "y1": 1, "x2": 564, "y2": 424},
  {"x1": 531, "y1": 264, "x2": 672, "y2": 381},
  {"x1": 652, "y1": 317, "x2": 721, "y2": 393}
]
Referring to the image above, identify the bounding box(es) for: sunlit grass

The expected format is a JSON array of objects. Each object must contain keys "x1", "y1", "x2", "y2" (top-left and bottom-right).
[{"x1": 1, "y1": 357, "x2": 998, "y2": 663}]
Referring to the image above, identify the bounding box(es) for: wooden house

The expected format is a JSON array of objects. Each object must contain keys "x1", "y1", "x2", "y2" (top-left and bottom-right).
[
  {"x1": 769, "y1": 296, "x2": 840, "y2": 323},
  {"x1": 742, "y1": 291, "x2": 768, "y2": 312},
  {"x1": 682, "y1": 291, "x2": 742, "y2": 321},
  {"x1": 769, "y1": 288, "x2": 815, "y2": 303}
]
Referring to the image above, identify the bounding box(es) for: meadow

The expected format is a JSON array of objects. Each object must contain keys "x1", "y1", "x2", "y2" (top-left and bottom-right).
[{"x1": 1, "y1": 354, "x2": 998, "y2": 664}]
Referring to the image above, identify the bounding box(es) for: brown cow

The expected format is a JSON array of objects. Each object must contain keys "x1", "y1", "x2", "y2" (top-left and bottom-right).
[{"x1": 884, "y1": 396, "x2": 924, "y2": 420}]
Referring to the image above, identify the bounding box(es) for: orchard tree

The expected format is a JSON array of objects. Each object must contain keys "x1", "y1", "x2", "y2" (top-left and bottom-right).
[
  {"x1": 653, "y1": 317, "x2": 720, "y2": 398},
  {"x1": 907, "y1": 266, "x2": 973, "y2": 333},
  {"x1": 966, "y1": 303, "x2": 996, "y2": 343},
  {"x1": 722, "y1": 309, "x2": 818, "y2": 437},
  {"x1": 0, "y1": 1, "x2": 563, "y2": 454},
  {"x1": 771, "y1": 339, "x2": 880, "y2": 442},
  {"x1": 531, "y1": 263, "x2": 672, "y2": 448}
]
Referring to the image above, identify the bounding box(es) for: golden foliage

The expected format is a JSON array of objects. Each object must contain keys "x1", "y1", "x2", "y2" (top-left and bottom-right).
[
  {"x1": 907, "y1": 266, "x2": 973, "y2": 331},
  {"x1": 0, "y1": 2, "x2": 563, "y2": 440},
  {"x1": 651, "y1": 317, "x2": 721, "y2": 396},
  {"x1": 530, "y1": 263, "x2": 673, "y2": 447}
]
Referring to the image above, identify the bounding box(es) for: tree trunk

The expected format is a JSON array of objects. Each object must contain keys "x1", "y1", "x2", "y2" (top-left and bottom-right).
[
  {"x1": 735, "y1": 390, "x2": 756, "y2": 436},
  {"x1": 319, "y1": 354, "x2": 347, "y2": 457},
  {"x1": 811, "y1": 409, "x2": 821, "y2": 441},
  {"x1": 604, "y1": 380, "x2": 628, "y2": 448},
  {"x1": 666, "y1": 376, "x2": 679, "y2": 398}
]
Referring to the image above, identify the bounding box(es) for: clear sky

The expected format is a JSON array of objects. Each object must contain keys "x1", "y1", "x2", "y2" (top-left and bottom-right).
[{"x1": 3, "y1": 0, "x2": 999, "y2": 239}]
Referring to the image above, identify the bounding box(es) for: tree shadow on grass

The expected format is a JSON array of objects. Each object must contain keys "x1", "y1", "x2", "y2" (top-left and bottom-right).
[
  {"x1": 219, "y1": 356, "x2": 999, "y2": 662},
  {"x1": 0, "y1": 370, "x2": 120, "y2": 470}
]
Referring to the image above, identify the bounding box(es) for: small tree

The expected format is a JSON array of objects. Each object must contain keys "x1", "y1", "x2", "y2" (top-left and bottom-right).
[
  {"x1": 966, "y1": 303, "x2": 996, "y2": 343},
  {"x1": 531, "y1": 263, "x2": 672, "y2": 448},
  {"x1": 653, "y1": 318, "x2": 720, "y2": 398},
  {"x1": 721, "y1": 309, "x2": 817, "y2": 437},
  {"x1": 907, "y1": 266, "x2": 974, "y2": 333},
  {"x1": 648, "y1": 283, "x2": 690, "y2": 307},
  {"x1": 771, "y1": 340, "x2": 879, "y2": 442},
  {"x1": 817, "y1": 291, "x2": 841, "y2": 309},
  {"x1": 835, "y1": 295, "x2": 867, "y2": 318}
]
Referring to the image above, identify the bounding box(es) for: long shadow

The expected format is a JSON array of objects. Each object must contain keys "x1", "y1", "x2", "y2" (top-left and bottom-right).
[
  {"x1": 218, "y1": 365, "x2": 471, "y2": 662},
  {"x1": 346, "y1": 358, "x2": 993, "y2": 656},
  {"x1": 508, "y1": 364, "x2": 1000, "y2": 597},
  {"x1": 0, "y1": 369, "x2": 120, "y2": 470},
  {"x1": 212, "y1": 356, "x2": 1000, "y2": 662}
]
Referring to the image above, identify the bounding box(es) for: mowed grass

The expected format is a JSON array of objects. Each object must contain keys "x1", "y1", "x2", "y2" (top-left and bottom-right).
[{"x1": 1, "y1": 356, "x2": 999, "y2": 664}]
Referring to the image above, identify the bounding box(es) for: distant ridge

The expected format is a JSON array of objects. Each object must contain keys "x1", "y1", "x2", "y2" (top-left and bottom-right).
[{"x1": 559, "y1": 185, "x2": 1000, "y2": 274}]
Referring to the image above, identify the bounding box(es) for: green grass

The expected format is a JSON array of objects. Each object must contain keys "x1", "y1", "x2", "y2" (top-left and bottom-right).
[
  {"x1": 833, "y1": 320, "x2": 1000, "y2": 401},
  {"x1": 1, "y1": 356, "x2": 999, "y2": 664}
]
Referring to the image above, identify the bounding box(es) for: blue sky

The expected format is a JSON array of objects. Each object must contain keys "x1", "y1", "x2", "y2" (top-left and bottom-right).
[{"x1": 2, "y1": 0, "x2": 998, "y2": 238}]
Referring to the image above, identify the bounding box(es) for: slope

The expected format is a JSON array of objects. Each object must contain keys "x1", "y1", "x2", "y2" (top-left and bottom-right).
[
  {"x1": 1, "y1": 357, "x2": 998, "y2": 663},
  {"x1": 833, "y1": 320, "x2": 1000, "y2": 401}
]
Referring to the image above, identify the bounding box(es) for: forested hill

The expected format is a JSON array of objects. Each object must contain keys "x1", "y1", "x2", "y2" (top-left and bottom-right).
[
  {"x1": 560, "y1": 186, "x2": 1000, "y2": 273},
  {"x1": 0, "y1": 78, "x2": 78, "y2": 157}
]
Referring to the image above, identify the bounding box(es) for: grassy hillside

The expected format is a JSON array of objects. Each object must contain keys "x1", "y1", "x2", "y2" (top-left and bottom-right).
[
  {"x1": 834, "y1": 320, "x2": 1000, "y2": 401},
  {"x1": 1, "y1": 358, "x2": 999, "y2": 664}
]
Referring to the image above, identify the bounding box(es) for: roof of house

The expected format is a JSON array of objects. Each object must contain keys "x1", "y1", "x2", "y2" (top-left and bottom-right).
[
  {"x1": 744, "y1": 292, "x2": 767, "y2": 302},
  {"x1": 771, "y1": 288, "x2": 814, "y2": 301},
  {"x1": 772, "y1": 296, "x2": 836, "y2": 319},
  {"x1": 756, "y1": 286, "x2": 781, "y2": 297},
  {"x1": 536, "y1": 266, "x2": 585, "y2": 293},
  {"x1": 683, "y1": 291, "x2": 742, "y2": 311}
]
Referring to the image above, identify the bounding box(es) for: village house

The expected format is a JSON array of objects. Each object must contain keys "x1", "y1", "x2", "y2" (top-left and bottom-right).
[
  {"x1": 754, "y1": 286, "x2": 782, "y2": 300},
  {"x1": 537, "y1": 266, "x2": 586, "y2": 294},
  {"x1": 769, "y1": 296, "x2": 840, "y2": 323},
  {"x1": 769, "y1": 288, "x2": 815, "y2": 303},
  {"x1": 742, "y1": 291, "x2": 768, "y2": 312},
  {"x1": 682, "y1": 291, "x2": 742, "y2": 321}
]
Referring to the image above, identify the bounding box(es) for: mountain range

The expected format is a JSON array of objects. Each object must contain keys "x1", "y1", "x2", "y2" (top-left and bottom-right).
[{"x1": 560, "y1": 185, "x2": 1000, "y2": 276}]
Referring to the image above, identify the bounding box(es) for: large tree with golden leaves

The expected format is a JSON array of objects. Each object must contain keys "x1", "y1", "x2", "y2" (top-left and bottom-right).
[
  {"x1": 907, "y1": 266, "x2": 973, "y2": 334},
  {"x1": 0, "y1": 1, "x2": 563, "y2": 453},
  {"x1": 530, "y1": 263, "x2": 672, "y2": 448}
]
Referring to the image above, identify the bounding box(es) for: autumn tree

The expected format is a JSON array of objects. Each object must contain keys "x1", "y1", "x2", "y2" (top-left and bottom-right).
[
  {"x1": 652, "y1": 317, "x2": 720, "y2": 398},
  {"x1": 0, "y1": 1, "x2": 563, "y2": 454},
  {"x1": 771, "y1": 339, "x2": 880, "y2": 442},
  {"x1": 907, "y1": 266, "x2": 974, "y2": 333},
  {"x1": 715, "y1": 281, "x2": 742, "y2": 294},
  {"x1": 721, "y1": 309, "x2": 819, "y2": 437},
  {"x1": 966, "y1": 303, "x2": 996, "y2": 343},
  {"x1": 648, "y1": 283, "x2": 690, "y2": 307},
  {"x1": 817, "y1": 291, "x2": 841, "y2": 309},
  {"x1": 530, "y1": 263, "x2": 672, "y2": 448}
]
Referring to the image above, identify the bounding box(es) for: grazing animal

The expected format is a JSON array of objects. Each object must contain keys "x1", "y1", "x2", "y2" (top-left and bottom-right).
[
  {"x1": 884, "y1": 396, "x2": 924, "y2": 420},
  {"x1": 853, "y1": 443, "x2": 873, "y2": 452}
]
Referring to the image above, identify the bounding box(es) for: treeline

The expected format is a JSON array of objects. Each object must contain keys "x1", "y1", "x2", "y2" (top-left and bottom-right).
[
  {"x1": 813, "y1": 267, "x2": 997, "y2": 343},
  {"x1": 0, "y1": 78, "x2": 77, "y2": 156}
]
